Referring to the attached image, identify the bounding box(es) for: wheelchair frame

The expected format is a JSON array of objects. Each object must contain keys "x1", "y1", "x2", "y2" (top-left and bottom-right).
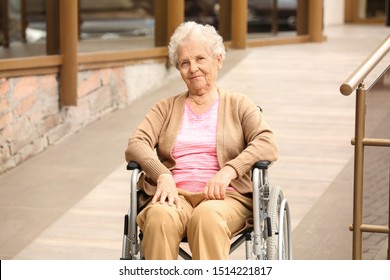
[{"x1": 121, "y1": 160, "x2": 292, "y2": 260}]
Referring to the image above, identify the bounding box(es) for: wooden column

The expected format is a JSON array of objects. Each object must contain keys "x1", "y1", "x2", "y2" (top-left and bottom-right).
[
  {"x1": 154, "y1": 0, "x2": 183, "y2": 46},
  {"x1": 308, "y1": 0, "x2": 324, "y2": 42},
  {"x1": 344, "y1": 0, "x2": 354, "y2": 23},
  {"x1": 154, "y1": 0, "x2": 167, "y2": 46},
  {"x1": 231, "y1": 0, "x2": 247, "y2": 49},
  {"x1": 167, "y1": 0, "x2": 184, "y2": 42},
  {"x1": 59, "y1": 0, "x2": 78, "y2": 106},
  {"x1": 219, "y1": 0, "x2": 232, "y2": 41}
]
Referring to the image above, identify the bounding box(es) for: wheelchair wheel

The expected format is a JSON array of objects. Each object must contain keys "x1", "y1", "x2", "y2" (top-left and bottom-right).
[{"x1": 266, "y1": 185, "x2": 292, "y2": 259}]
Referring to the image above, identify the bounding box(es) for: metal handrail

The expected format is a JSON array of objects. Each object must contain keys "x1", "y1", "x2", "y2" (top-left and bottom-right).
[
  {"x1": 340, "y1": 35, "x2": 390, "y2": 260},
  {"x1": 340, "y1": 35, "x2": 390, "y2": 96}
]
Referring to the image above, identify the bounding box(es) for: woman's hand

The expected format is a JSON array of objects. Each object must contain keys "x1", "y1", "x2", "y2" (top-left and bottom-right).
[
  {"x1": 152, "y1": 173, "x2": 182, "y2": 210},
  {"x1": 203, "y1": 166, "x2": 238, "y2": 200}
]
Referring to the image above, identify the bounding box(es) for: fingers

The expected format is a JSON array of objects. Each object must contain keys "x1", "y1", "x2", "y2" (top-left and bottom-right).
[
  {"x1": 154, "y1": 173, "x2": 180, "y2": 209},
  {"x1": 151, "y1": 189, "x2": 169, "y2": 204},
  {"x1": 203, "y1": 168, "x2": 233, "y2": 200},
  {"x1": 151, "y1": 189, "x2": 160, "y2": 204},
  {"x1": 159, "y1": 190, "x2": 168, "y2": 204},
  {"x1": 151, "y1": 187, "x2": 182, "y2": 211},
  {"x1": 203, "y1": 182, "x2": 226, "y2": 200},
  {"x1": 174, "y1": 197, "x2": 183, "y2": 211},
  {"x1": 167, "y1": 192, "x2": 183, "y2": 211}
]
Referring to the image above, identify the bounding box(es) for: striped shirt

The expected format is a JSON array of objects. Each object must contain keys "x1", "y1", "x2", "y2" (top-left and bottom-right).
[{"x1": 172, "y1": 99, "x2": 234, "y2": 192}]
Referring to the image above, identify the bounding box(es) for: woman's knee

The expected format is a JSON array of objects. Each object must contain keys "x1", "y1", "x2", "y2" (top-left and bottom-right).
[{"x1": 139, "y1": 203, "x2": 183, "y2": 233}]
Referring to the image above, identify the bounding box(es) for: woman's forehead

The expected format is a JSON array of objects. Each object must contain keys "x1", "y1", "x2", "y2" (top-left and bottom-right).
[{"x1": 178, "y1": 39, "x2": 212, "y2": 57}]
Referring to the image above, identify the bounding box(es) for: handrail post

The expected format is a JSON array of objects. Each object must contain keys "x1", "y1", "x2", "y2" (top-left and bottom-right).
[
  {"x1": 341, "y1": 35, "x2": 390, "y2": 260},
  {"x1": 352, "y1": 83, "x2": 366, "y2": 260}
]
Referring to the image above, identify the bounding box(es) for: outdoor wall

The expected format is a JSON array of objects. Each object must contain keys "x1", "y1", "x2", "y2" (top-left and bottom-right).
[{"x1": 0, "y1": 59, "x2": 171, "y2": 174}]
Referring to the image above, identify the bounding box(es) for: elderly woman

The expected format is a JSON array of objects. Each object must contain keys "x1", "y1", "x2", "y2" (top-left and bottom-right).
[{"x1": 125, "y1": 21, "x2": 278, "y2": 260}]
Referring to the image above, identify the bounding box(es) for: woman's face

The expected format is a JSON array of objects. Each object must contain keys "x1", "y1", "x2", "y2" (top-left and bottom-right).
[{"x1": 177, "y1": 38, "x2": 222, "y2": 96}]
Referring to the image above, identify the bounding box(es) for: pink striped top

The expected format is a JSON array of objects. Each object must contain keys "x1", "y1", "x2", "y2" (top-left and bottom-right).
[{"x1": 172, "y1": 99, "x2": 234, "y2": 193}]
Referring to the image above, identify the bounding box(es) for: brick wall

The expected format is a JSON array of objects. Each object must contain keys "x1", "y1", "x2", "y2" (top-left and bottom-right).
[{"x1": 0, "y1": 60, "x2": 170, "y2": 174}]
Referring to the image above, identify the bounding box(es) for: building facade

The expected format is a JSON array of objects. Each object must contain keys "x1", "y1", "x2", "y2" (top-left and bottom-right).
[{"x1": 0, "y1": 0, "x2": 387, "y2": 173}]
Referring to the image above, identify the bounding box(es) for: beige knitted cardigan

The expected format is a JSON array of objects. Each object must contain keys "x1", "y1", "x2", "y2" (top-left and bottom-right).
[{"x1": 125, "y1": 88, "x2": 278, "y2": 202}]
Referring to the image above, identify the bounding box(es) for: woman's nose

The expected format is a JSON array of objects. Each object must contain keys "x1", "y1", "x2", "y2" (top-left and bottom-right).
[{"x1": 189, "y1": 62, "x2": 199, "y2": 72}]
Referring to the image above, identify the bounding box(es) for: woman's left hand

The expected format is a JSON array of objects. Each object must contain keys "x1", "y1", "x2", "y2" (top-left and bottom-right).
[{"x1": 203, "y1": 166, "x2": 237, "y2": 200}]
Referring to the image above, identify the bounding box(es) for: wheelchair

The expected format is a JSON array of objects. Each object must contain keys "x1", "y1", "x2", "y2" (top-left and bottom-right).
[{"x1": 120, "y1": 160, "x2": 292, "y2": 260}]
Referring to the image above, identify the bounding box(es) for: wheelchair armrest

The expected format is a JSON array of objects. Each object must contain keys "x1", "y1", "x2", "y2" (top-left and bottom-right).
[
  {"x1": 126, "y1": 161, "x2": 141, "y2": 171},
  {"x1": 253, "y1": 160, "x2": 271, "y2": 170},
  {"x1": 128, "y1": 160, "x2": 271, "y2": 171}
]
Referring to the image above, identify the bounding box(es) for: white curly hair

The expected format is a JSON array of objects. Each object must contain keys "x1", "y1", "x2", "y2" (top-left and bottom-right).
[{"x1": 168, "y1": 21, "x2": 226, "y2": 68}]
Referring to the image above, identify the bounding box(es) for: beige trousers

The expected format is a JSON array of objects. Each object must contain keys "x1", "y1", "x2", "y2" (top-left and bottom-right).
[{"x1": 137, "y1": 189, "x2": 253, "y2": 260}]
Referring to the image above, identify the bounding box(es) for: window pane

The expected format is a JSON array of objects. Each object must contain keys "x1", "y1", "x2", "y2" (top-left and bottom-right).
[
  {"x1": 248, "y1": 0, "x2": 296, "y2": 36},
  {"x1": 1, "y1": 0, "x2": 157, "y2": 60},
  {"x1": 0, "y1": 0, "x2": 47, "y2": 59},
  {"x1": 358, "y1": 0, "x2": 386, "y2": 19},
  {"x1": 184, "y1": 0, "x2": 219, "y2": 29},
  {"x1": 79, "y1": 0, "x2": 155, "y2": 52}
]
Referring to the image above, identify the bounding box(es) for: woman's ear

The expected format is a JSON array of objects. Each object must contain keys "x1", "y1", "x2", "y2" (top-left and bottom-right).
[{"x1": 217, "y1": 54, "x2": 223, "y2": 69}]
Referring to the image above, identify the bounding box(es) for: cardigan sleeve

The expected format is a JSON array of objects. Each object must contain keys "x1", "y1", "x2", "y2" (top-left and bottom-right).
[
  {"x1": 125, "y1": 100, "x2": 172, "y2": 182},
  {"x1": 223, "y1": 93, "x2": 279, "y2": 179}
]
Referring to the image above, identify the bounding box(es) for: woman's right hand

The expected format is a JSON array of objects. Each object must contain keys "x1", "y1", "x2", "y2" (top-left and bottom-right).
[{"x1": 152, "y1": 173, "x2": 182, "y2": 211}]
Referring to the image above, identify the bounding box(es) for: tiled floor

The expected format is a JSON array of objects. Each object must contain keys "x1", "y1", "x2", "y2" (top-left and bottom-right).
[{"x1": 0, "y1": 24, "x2": 389, "y2": 260}]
